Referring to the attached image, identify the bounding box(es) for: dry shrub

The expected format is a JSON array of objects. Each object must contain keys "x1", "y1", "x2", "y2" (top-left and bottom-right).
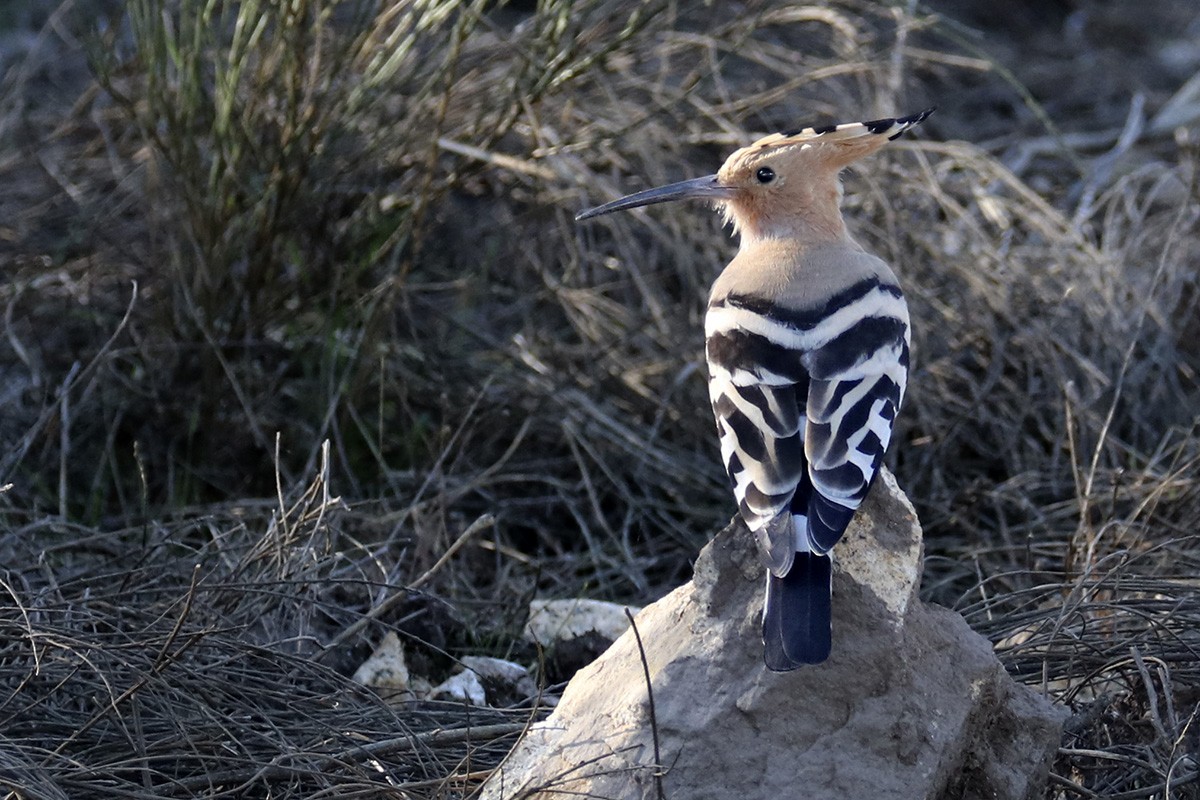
[
  {"x1": 3, "y1": 0, "x2": 675, "y2": 512},
  {"x1": 0, "y1": 459, "x2": 530, "y2": 799},
  {"x1": 882, "y1": 101, "x2": 1200, "y2": 800},
  {"x1": 2, "y1": 0, "x2": 1200, "y2": 797}
]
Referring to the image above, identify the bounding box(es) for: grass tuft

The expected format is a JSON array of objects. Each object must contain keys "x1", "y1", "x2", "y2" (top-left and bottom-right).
[{"x1": 1, "y1": 0, "x2": 1198, "y2": 796}]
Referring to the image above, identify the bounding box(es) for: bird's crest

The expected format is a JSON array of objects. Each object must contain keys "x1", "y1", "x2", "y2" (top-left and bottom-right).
[
  {"x1": 746, "y1": 108, "x2": 934, "y2": 152},
  {"x1": 727, "y1": 107, "x2": 934, "y2": 173}
]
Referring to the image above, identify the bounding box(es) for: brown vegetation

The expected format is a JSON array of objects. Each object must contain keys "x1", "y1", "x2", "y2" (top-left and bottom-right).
[{"x1": 1, "y1": 0, "x2": 1198, "y2": 797}]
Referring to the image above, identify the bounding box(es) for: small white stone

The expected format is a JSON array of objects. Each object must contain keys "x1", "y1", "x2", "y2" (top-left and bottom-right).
[
  {"x1": 432, "y1": 669, "x2": 487, "y2": 706},
  {"x1": 461, "y1": 655, "x2": 530, "y2": 683},
  {"x1": 352, "y1": 631, "x2": 410, "y2": 689},
  {"x1": 352, "y1": 631, "x2": 431, "y2": 701},
  {"x1": 523, "y1": 598, "x2": 640, "y2": 645}
]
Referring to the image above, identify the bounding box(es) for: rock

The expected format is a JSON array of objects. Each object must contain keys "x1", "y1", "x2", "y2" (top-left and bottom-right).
[
  {"x1": 524, "y1": 597, "x2": 644, "y2": 685},
  {"x1": 431, "y1": 669, "x2": 487, "y2": 706},
  {"x1": 523, "y1": 598, "x2": 640, "y2": 645},
  {"x1": 460, "y1": 655, "x2": 532, "y2": 687},
  {"x1": 357, "y1": 638, "x2": 540, "y2": 708},
  {"x1": 479, "y1": 469, "x2": 1066, "y2": 800},
  {"x1": 351, "y1": 631, "x2": 432, "y2": 702},
  {"x1": 431, "y1": 656, "x2": 540, "y2": 707},
  {"x1": 352, "y1": 642, "x2": 542, "y2": 710}
]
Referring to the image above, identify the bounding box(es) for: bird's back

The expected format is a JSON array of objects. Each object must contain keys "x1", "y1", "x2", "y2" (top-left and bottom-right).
[{"x1": 705, "y1": 235, "x2": 910, "y2": 667}]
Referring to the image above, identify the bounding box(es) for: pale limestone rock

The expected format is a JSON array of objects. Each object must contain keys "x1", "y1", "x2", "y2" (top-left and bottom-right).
[
  {"x1": 432, "y1": 656, "x2": 539, "y2": 707},
  {"x1": 480, "y1": 469, "x2": 1066, "y2": 800},
  {"x1": 835, "y1": 468, "x2": 922, "y2": 621},
  {"x1": 461, "y1": 655, "x2": 531, "y2": 685},
  {"x1": 356, "y1": 639, "x2": 539, "y2": 708},
  {"x1": 432, "y1": 669, "x2": 487, "y2": 706},
  {"x1": 351, "y1": 631, "x2": 432, "y2": 702},
  {"x1": 523, "y1": 598, "x2": 640, "y2": 645}
]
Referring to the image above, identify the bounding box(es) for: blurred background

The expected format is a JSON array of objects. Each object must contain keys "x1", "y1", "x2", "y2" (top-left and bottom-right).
[{"x1": 1, "y1": 1, "x2": 1198, "y2": 796}]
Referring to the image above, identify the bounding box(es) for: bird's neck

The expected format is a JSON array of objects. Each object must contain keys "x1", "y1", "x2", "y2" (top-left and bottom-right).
[{"x1": 735, "y1": 207, "x2": 848, "y2": 252}]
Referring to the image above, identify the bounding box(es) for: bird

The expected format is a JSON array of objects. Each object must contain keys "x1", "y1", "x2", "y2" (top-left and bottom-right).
[{"x1": 576, "y1": 108, "x2": 932, "y2": 670}]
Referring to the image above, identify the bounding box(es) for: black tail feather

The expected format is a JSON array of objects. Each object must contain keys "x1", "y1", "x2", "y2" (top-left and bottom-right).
[{"x1": 762, "y1": 553, "x2": 832, "y2": 670}]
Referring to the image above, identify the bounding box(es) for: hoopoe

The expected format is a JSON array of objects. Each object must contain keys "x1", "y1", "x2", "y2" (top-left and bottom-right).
[{"x1": 577, "y1": 109, "x2": 932, "y2": 670}]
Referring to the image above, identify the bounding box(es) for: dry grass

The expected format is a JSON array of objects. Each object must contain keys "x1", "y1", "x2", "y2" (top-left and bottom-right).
[
  {"x1": 0, "y1": 459, "x2": 532, "y2": 798},
  {"x1": 1, "y1": 0, "x2": 1199, "y2": 797}
]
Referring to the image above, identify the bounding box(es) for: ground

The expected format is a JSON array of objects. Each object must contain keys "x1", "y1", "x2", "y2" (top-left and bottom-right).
[{"x1": 0, "y1": 1, "x2": 1198, "y2": 797}]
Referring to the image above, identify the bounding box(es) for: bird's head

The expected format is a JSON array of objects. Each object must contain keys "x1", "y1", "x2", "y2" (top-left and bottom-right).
[{"x1": 577, "y1": 108, "x2": 933, "y2": 244}]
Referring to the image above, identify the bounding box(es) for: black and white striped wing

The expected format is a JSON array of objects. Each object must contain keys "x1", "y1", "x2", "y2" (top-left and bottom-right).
[
  {"x1": 799, "y1": 293, "x2": 909, "y2": 553},
  {"x1": 705, "y1": 306, "x2": 810, "y2": 575},
  {"x1": 706, "y1": 276, "x2": 909, "y2": 563},
  {"x1": 799, "y1": 363, "x2": 906, "y2": 554}
]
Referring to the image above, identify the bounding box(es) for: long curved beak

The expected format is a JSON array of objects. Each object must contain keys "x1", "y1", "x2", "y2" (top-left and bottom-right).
[{"x1": 575, "y1": 174, "x2": 734, "y2": 221}]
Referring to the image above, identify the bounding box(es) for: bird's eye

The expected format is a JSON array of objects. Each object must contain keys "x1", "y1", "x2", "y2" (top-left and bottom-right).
[{"x1": 755, "y1": 166, "x2": 776, "y2": 184}]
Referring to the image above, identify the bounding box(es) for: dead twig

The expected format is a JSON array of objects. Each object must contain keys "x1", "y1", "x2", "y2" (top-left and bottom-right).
[{"x1": 626, "y1": 607, "x2": 666, "y2": 800}]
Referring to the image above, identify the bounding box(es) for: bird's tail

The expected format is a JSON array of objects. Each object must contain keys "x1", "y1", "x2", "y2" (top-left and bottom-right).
[{"x1": 762, "y1": 552, "x2": 832, "y2": 670}]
